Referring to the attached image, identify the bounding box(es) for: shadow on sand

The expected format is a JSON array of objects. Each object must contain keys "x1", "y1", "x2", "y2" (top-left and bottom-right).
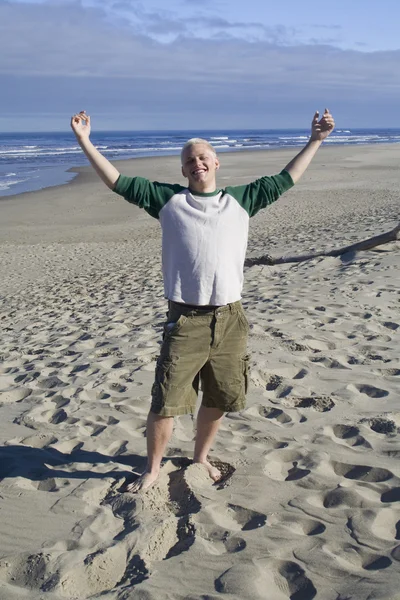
[{"x1": 0, "y1": 444, "x2": 146, "y2": 484}]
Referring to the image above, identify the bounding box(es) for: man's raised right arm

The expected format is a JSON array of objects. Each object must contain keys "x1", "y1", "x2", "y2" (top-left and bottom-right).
[{"x1": 70, "y1": 111, "x2": 120, "y2": 190}]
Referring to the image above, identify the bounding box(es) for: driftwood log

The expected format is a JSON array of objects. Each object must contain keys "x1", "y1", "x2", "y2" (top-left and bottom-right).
[{"x1": 245, "y1": 222, "x2": 400, "y2": 268}]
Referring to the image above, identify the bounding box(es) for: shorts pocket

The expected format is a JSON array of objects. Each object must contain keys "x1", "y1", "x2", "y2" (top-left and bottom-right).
[
  {"x1": 163, "y1": 314, "x2": 188, "y2": 339},
  {"x1": 238, "y1": 309, "x2": 250, "y2": 332},
  {"x1": 242, "y1": 353, "x2": 250, "y2": 394},
  {"x1": 151, "y1": 356, "x2": 174, "y2": 409}
]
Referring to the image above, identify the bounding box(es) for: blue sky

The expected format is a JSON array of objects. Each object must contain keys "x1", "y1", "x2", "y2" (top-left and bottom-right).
[{"x1": 1, "y1": 0, "x2": 400, "y2": 131}]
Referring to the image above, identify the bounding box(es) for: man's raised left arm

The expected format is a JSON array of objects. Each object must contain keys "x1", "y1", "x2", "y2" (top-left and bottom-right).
[{"x1": 283, "y1": 109, "x2": 335, "y2": 183}]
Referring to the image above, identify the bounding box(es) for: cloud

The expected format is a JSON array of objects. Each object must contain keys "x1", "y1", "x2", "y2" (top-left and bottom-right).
[
  {"x1": 1, "y1": 1, "x2": 400, "y2": 129},
  {"x1": 1, "y1": 2, "x2": 398, "y2": 85}
]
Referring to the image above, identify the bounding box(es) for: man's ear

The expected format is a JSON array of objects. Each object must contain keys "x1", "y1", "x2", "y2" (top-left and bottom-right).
[
  {"x1": 215, "y1": 158, "x2": 220, "y2": 170},
  {"x1": 181, "y1": 165, "x2": 186, "y2": 178}
]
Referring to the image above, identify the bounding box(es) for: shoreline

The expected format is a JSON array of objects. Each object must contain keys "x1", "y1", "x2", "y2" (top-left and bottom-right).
[{"x1": 1, "y1": 141, "x2": 399, "y2": 201}]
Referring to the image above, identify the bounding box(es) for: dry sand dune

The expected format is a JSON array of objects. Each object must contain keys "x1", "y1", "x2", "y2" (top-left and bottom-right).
[{"x1": 0, "y1": 145, "x2": 399, "y2": 599}]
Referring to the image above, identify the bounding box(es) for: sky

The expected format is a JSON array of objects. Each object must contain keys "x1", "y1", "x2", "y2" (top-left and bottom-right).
[{"x1": 1, "y1": 0, "x2": 400, "y2": 131}]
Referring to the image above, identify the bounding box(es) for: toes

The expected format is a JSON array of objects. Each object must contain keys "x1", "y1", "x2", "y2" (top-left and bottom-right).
[
  {"x1": 211, "y1": 468, "x2": 222, "y2": 482},
  {"x1": 126, "y1": 481, "x2": 140, "y2": 493},
  {"x1": 123, "y1": 472, "x2": 159, "y2": 493}
]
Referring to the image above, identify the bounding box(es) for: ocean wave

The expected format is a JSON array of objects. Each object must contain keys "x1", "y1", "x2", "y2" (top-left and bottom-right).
[
  {"x1": 279, "y1": 136, "x2": 308, "y2": 140},
  {"x1": 0, "y1": 147, "x2": 81, "y2": 157},
  {"x1": 235, "y1": 144, "x2": 264, "y2": 149},
  {"x1": 325, "y1": 135, "x2": 382, "y2": 143},
  {"x1": 108, "y1": 146, "x2": 183, "y2": 153},
  {"x1": 0, "y1": 177, "x2": 27, "y2": 190}
]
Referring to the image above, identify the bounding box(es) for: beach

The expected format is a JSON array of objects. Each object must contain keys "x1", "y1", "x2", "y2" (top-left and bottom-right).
[{"x1": 0, "y1": 144, "x2": 399, "y2": 599}]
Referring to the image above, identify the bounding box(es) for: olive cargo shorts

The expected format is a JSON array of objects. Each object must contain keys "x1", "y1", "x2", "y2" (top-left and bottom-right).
[{"x1": 150, "y1": 300, "x2": 250, "y2": 416}]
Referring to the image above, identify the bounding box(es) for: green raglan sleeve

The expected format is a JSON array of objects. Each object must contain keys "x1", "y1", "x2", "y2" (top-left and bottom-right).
[
  {"x1": 113, "y1": 175, "x2": 185, "y2": 219},
  {"x1": 225, "y1": 169, "x2": 294, "y2": 218}
]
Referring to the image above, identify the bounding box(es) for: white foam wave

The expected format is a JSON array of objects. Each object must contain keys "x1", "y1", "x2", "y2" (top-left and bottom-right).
[
  {"x1": 279, "y1": 136, "x2": 308, "y2": 140},
  {"x1": 235, "y1": 144, "x2": 263, "y2": 149},
  {"x1": 107, "y1": 146, "x2": 183, "y2": 153},
  {"x1": 325, "y1": 135, "x2": 382, "y2": 143},
  {"x1": 0, "y1": 146, "x2": 81, "y2": 157},
  {"x1": 0, "y1": 178, "x2": 27, "y2": 190}
]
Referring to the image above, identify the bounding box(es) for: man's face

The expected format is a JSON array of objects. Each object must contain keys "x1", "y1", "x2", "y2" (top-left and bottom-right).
[{"x1": 181, "y1": 143, "x2": 220, "y2": 191}]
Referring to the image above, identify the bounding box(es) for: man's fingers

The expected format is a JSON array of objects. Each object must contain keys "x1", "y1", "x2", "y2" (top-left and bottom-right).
[
  {"x1": 71, "y1": 112, "x2": 89, "y2": 124},
  {"x1": 312, "y1": 110, "x2": 319, "y2": 122},
  {"x1": 321, "y1": 115, "x2": 335, "y2": 127}
]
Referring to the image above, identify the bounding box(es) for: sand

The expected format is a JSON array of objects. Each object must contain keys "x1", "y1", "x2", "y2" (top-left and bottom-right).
[{"x1": 0, "y1": 144, "x2": 399, "y2": 600}]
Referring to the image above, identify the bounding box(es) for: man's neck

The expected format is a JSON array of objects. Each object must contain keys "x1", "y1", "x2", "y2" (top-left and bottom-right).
[{"x1": 189, "y1": 181, "x2": 217, "y2": 194}]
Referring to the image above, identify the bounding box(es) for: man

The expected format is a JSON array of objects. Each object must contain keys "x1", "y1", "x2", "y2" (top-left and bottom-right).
[{"x1": 70, "y1": 109, "x2": 335, "y2": 492}]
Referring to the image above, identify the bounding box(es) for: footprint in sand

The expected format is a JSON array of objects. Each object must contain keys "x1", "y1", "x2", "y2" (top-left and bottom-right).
[
  {"x1": 0, "y1": 387, "x2": 32, "y2": 404},
  {"x1": 381, "y1": 488, "x2": 400, "y2": 503},
  {"x1": 306, "y1": 486, "x2": 381, "y2": 510},
  {"x1": 382, "y1": 321, "x2": 399, "y2": 331},
  {"x1": 318, "y1": 541, "x2": 393, "y2": 572},
  {"x1": 48, "y1": 408, "x2": 68, "y2": 424},
  {"x1": 331, "y1": 424, "x2": 371, "y2": 449},
  {"x1": 268, "y1": 514, "x2": 326, "y2": 536},
  {"x1": 259, "y1": 406, "x2": 293, "y2": 426},
  {"x1": 309, "y1": 355, "x2": 349, "y2": 369},
  {"x1": 293, "y1": 368, "x2": 308, "y2": 380},
  {"x1": 264, "y1": 448, "x2": 311, "y2": 482},
  {"x1": 379, "y1": 368, "x2": 400, "y2": 376},
  {"x1": 265, "y1": 374, "x2": 283, "y2": 391},
  {"x1": 215, "y1": 559, "x2": 317, "y2": 599},
  {"x1": 199, "y1": 524, "x2": 247, "y2": 555},
  {"x1": 51, "y1": 395, "x2": 70, "y2": 408},
  {"x1": 368, "y1": 417, "x2": 397, "y2": 434},
  {"x1": 226, "y1": 504, "x2": 267, "y2": 531},
  {"x1": 283, "y1": 395, "x2": 335, "y2": 412},
  {"x1": 352, "y1": 384, "x2": 389, "y2": 398},
  {"x1": 331, "y1": 461, "x2": 393, "y2": 483},
  {"x1": 14, "y1": 371, "x2": 40, "y2": 384},
  {"x1": 348, "y1": 509, "x2": 400, "y2": 544}
]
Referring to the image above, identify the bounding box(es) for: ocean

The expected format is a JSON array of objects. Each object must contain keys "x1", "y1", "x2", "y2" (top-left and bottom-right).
[{"x1": 1, "y1": 128, "x2": 400, "y2": 198}]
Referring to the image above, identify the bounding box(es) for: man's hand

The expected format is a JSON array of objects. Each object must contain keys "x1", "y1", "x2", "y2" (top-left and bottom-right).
[
  {"x1": 69, "y1": 110, "x2": 120, "y2": 189},
  {"x1": 71, "y1": 111, "x2": 91, "y2": 140},
  {"x1": 283, "y1": 108, "x2": 335, "y2": 183},
  {"x1": 310, "y1": 108, "x2": 335, "y2": 141}
]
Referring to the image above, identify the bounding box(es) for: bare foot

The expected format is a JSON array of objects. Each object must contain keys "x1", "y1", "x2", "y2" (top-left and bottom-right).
[
  {"x1": 194, "y1": 459, "x2": 221, "y2": 482},
  {"x1": 125, "y1": 469, "x2": 159, "y2": 493}
]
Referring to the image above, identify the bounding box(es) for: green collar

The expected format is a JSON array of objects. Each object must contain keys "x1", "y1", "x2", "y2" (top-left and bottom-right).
[{"x1": 189, "y1": 188, "x2": 221, "y2": 197}]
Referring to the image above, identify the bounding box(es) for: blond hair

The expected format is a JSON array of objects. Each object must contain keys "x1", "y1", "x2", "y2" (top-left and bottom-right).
[{"x1": 180, "y1": 138, "x2": 217, "y2": 163}]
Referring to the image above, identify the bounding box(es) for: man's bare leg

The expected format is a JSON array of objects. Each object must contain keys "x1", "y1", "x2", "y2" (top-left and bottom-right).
[
  {"x1": 126, "y1": 412, "x2": 174, "y2": 493},
  {"x1": 193, "y1": 405, "x2": 224, "y2": 481}
]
